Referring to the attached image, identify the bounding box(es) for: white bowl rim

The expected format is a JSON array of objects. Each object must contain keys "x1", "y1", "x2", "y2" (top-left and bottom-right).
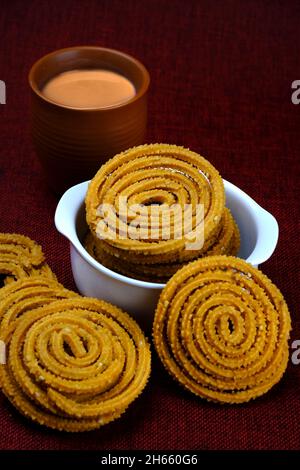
[{"x1": 55, "y1": 179, "x2": 278, "y2": 290}]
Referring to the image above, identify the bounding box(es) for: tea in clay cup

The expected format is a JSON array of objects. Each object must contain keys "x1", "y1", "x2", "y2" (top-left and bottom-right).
[{"x1": 29, "y1": 46, "x2": 150, "y2": 194}]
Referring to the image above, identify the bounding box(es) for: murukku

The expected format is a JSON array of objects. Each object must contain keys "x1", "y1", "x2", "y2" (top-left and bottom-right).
[
  {"x1": 85, "y1": 144, "x2": 240, "y2": 282},
  {"x1": 86, "y1": 143, "x2": 225, "y2": 262},
  {"x1": 0, "y1": 295, "x2": 151, "y2": 432},
  {"x1": 206, "y1": 208, "x2": 240, "y2": 257},
  {"x1": 0, "y1": 233, "x2": 56, "y2": 285},
  {"x1": 153, "y1": 255, "x2": 291, "y2": 403},
  {"x1": 84, "y1": 208, "x2": 240, "y2": 283},
  {"x1": 0, "y1": 277, "x2": 78, "y2": 337}
]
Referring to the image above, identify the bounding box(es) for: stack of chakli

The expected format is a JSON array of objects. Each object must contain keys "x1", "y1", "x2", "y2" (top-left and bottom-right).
[
  {"x1": 85, "y1": 143, "x2": 240, "y2": 283},
  {"x1": 0, "y1": 233, "x2": 151, "y2": 431}
]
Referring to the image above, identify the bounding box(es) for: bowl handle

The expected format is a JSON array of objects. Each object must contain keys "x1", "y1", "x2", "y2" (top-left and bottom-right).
[
  {"x1": 54, "y1": 181, "x2": 88, "y2": 242},
  {"x1": 246, "y1": 205, "x2": 279, "y2": 267}
]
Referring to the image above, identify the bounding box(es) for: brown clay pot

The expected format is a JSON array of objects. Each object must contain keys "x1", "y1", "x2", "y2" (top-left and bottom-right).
[{"x1": 29, "y1": 46, "x2": 150, "y2": 194}]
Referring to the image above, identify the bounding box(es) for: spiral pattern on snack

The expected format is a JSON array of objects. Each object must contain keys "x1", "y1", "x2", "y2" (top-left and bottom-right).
[
  {"x1": 85, "y1": 208, "x2": 240, "y2": 283},
  {"x1": 0, "y1": 277, "x2": 77, "y2": 336},
  {"x1": 85, "y1": 144, "x2": 240, "y2": 282},
  {"x1": 0, "y1": 294, "x2": 151, "y2": 431},
  {"x1": 153, "y1": 255, "x2": 291, "y2": 403},
  {"x1": 86, "y1": 143, "x2": 225, "y2": 261},
  {"x1": 0, "y1": 233, "x2": 56, "y2": 284}
]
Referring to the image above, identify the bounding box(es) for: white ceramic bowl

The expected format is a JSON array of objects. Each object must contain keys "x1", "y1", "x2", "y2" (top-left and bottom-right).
[{"x1": 55, "y1": 180, "x2": 278, "y2": 328}]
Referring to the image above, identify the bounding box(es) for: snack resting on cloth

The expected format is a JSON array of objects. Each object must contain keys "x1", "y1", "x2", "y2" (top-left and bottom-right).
[
  {"x1": 0, "y1": 277, "x2": 78, "y2": 337},
  {"x1": 153, "y1": 255, "x2": 291, "y2": 403},
  {"x1": 85, "y1": 143, "x2": 240, "y2": 282},
  {"x1": 0, "y1": 233, "x2": 56, "y2": 285},
  {"x1": 0, "y1": 234, "x2": 151, "y2": 431},
  {"x1": 0, "y1": 284, "x2": 151, "y2": 432}
]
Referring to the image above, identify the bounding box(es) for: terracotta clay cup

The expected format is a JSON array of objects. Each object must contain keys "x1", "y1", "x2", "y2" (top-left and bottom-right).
[{"x1": 29, "y1": 46, "x2": 150, "y2": 194}]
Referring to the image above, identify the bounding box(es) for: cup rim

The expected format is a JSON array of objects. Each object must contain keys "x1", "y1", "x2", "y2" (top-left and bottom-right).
[{"x1": 28, "y1": 45, "x2": 150, "y2": 112}]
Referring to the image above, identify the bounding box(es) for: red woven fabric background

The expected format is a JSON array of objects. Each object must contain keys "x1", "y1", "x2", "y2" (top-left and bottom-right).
[{"x1": 0, "y1": 0, "x2": 300, "y2": 450}]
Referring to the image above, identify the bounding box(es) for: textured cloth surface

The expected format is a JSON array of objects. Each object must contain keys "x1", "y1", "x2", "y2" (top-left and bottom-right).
[{"x1": 0, "y1": 0, "x2": 300, "y2": 450}]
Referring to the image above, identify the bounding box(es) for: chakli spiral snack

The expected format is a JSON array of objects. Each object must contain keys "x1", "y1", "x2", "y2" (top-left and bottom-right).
[
  {"x1": 85, "y1": 143, "x2": 240, "y2": 282},
  {"x1": 0, "y1": 277, "x2": 78, "y2": 337},
  {"x1": 0, "y1": 295, "x2": 151, "y2": 431},
  {"x1": 0, "y1": 233, "x2": 56, "y2": 285},
  {"x1": 84, "y1": 208, "x2": 240, "y2": 283},
  {"x1": 153, "y1": 255, "x2": 291, "y2": 403},
  {"x1": 206, "y1": 208, "x2": 240, "y2": 258}
]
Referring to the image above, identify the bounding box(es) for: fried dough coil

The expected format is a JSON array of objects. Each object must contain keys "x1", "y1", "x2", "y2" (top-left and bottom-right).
[
  {"x1": 153, "y1": 256, "x2": 291, "y2": 403},
  {"x1": 0, "y1": 295, "x2": 151, "y2": 431},
  {"x1": 86, "y1": 144, "x2": 225, "y2": 264},
  {"x1": 0, "y1": 277, "x2": 77, "y2": 337},
  {"x1": 84, "y1": 209, "x2": 240, "y2": 283},
  {"x1": 0, "y1": 233, "x2": 56, "y2": 284}
]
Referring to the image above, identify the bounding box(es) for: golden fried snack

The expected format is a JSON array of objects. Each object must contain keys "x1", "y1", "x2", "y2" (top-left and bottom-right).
[
  {"x1": 85, "y1": 231, "x2": 169, "y2": 283},
  {"x1": 0, "y1": 296, "x2": 151, "y2": 432},
  {"x1": 84, "y1": 209, "x2": 240, "y2": 283},
  {"x1": 206, "y1": 208, "x2": 240, "y2": 257},
  {"x1": 3, "y1": 263, "x2": 57, "y2": 286},
  {"x1": 229, "y1": 217, "x2": 241, "y2": 256},
  {"x1": 0, "y1": 233, "x2": 44, "y2": 267},
  {"x1": 0, "y1": 233, "x2": 56, "y2": 284},
  {"x1": 86, "y1": 144, "x2": 225, "y2": 264},
  {"x1": 153, "y1": 256, "x2": 291, "y2": 403},
  {"x1": 0, "y1": 277, "x2": 78, "y2": 337}
]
